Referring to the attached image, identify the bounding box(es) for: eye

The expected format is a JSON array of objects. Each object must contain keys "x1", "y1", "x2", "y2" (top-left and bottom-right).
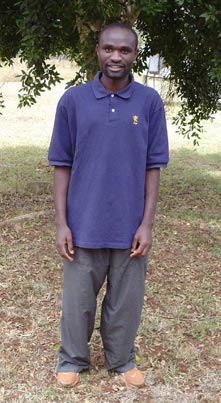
[
  {"x1": 121, "y1": 49, "x2": 130, "y2": 55},
  {"x1": 104, "y1": 47, "x2": 112, "y2": 53}
]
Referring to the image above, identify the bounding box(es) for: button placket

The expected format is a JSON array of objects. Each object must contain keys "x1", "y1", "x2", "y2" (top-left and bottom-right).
[{"x1": 109, "y1": 94, "x2": 117, "y2": 121}]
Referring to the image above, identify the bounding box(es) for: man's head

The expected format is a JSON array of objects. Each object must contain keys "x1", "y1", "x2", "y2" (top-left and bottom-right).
[
  {"x1": 98, "y1": 23, "x2": 138, "y2": 49},
  {"x1": 96, "y1": 22, "x2": 138, "y2": 87}
]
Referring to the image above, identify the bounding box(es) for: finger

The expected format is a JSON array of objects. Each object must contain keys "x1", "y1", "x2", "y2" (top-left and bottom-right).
[
  {"x1": 64, "y1": 242, "x2": 74, "y2": 261},
  {"x1": 130, "y1": 243, "x2": 147, "y2": 257},
  {"x1": 131, "y1": 236, "x2": 139, "y2": 253},
  {"x1": 57, "y1": 243, "x2": 74, "y2": 262},
  {"x1": 130, "y1": 249, "x2": 141, "y2": 257},
  {"x1": 141, "y1": 245, "x2": 150, "y2": 256},
  {"x1": 145, "y1": 243, "x2": 152, "y2": 254},
  {"x1": 66, "y1": 239, "x2": 74, "y2": 255},
  {"x1": 130, "y1": 247, "x2": 142, "y2": 257},
  {"x1": 63, "y1": 248, "x2": 74, "y2": 262},
  {"x1": 64, "y1": 252, "x2": 74, "y2": 262}
]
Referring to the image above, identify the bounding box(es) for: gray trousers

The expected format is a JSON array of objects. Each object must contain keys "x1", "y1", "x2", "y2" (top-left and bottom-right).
[{"x1": 56, "y1": 247, "x2": 147, "y2": 373}]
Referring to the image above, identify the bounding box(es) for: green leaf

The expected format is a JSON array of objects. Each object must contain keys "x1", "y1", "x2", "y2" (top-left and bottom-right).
[
  {"x1": 135, "y1": 353, "x2": 141, "y2": 362},
  {"x1": 53, "y1": 343, "x2": 60, "y2": 351}
]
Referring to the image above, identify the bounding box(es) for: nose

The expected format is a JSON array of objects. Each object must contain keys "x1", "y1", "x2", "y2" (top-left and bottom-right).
[{"x1": 110, "y1": 50, "x2": 122, "y2": 63}]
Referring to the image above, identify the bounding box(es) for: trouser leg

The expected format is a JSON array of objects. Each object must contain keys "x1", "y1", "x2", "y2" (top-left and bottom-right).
[
  {"x1": 56, "y1": 247, "x2": 107, "y2": 373},
  {"x1": 100, "y1": 249, "x2": 147, "y2": 372}
]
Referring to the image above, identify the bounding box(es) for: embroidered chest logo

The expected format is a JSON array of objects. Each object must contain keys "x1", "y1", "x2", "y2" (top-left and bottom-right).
[{"x1": 133, "y1": 115, "x2": 139, "y2": 125}]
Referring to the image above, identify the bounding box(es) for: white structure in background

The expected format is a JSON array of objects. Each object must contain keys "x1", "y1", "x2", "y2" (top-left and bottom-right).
[
  {"x1": 142, "y1": 54, "x2": 171, "y2": 94},
  {"x1": 149, "y1": 54, "x2": 161, "y2": 74}
]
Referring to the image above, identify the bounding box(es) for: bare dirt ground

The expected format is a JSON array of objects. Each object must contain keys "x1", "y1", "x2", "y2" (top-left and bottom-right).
[{"x1": 0, "y1": 72, "x2": 221, "y2": 402}]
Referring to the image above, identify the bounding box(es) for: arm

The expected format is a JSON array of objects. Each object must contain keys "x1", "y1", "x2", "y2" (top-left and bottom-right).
[
  {"x1": 54, "y1": 166, "x2": 74, "y2": 261},
  {"x1": 130, "y1": 168, "x2": 160, "y2": 257}
]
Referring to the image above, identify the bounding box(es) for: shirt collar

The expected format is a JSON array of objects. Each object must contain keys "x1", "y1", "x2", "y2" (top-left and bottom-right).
[{"x1": 92, "y1": 71, "x2": 134, "y2": 99}]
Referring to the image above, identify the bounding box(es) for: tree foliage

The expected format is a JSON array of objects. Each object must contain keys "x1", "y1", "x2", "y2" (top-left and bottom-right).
[{"x1": 1, "y1": 0, "x2": 221, "y2": 142}]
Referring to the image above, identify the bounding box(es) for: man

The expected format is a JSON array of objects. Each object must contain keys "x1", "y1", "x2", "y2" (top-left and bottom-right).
[{"x1": 48, "y1": 22, "x2": 169, "y2": 388}]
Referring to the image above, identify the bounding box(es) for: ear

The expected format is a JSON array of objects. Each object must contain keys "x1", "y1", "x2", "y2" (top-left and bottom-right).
[
  {"x1": 96, "y1": 44, "x2": 99, "y2": 55},
  {"x1": 135, "y1": 47, "x2": 139, "y2": 59}
]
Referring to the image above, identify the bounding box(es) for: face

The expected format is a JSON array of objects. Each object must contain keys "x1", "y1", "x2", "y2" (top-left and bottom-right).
[{"x1": 96, "y1": 27, "x2": 138, "y2": 83}]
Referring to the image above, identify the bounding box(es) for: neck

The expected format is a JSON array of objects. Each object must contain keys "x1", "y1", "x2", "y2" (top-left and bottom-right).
[{"x1": 100, "y1": 74, "x2": 130, "y2": 92}]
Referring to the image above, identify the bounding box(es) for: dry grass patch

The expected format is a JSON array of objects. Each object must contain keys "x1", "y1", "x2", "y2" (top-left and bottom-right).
[{"x1": 1, "y1": 80, "x2": 221, "y2": 402}]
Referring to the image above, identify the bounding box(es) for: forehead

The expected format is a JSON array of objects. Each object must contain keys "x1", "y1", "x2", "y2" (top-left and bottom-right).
[{"x1": 99, "y1": 27, "x2": 137, "y2": 49}]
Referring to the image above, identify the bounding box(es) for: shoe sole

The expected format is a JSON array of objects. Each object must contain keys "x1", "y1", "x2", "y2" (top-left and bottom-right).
[
  {"x1": 56, "y1": 374, "x2": 79, "y2": 388},
  {"x1": 119, "y1": 373, "x2": 144, "y2": 388}
]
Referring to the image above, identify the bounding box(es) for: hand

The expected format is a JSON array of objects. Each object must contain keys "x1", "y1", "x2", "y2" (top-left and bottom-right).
[
  {"x1": 56, "y1": 223, "x2": 74, "y2": 262},
  {"x1": 130, "y1": 224, "x2": 152, "y2": 257}
]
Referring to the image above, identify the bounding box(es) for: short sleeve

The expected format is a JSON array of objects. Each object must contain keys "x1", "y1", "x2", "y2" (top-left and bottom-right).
[
  {"x1": 146, "y1": 101, "x2": 169, "y2": 169},
  {"x1": 48, "y1": 98, "x2": 74, "y2": 166}
]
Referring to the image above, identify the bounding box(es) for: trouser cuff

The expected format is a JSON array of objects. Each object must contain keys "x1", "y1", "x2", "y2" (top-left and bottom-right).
[
  {"x1": 55, "y1": 362, "x2": 89, "y2": 374},
  {"x1": 109, "y1": 360, "x2": 135, "y2": 373}
]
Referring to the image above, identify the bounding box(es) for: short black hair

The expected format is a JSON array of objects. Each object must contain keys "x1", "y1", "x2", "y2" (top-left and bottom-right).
[{"x1": 98, "y1": 22, "x2": 138, "y2": 49}]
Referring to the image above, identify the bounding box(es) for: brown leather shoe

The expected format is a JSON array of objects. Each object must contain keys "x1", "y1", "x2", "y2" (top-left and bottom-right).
[
  {"x1": 120, "y1": 368, "x2": 144, "y2": 388},
  {"x1": 57, "y1": 372, "x2": 80, "y2": 388}
]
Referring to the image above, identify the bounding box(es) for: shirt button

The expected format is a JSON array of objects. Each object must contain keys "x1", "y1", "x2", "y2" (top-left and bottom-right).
[
  {"x1": 111, "y1": 94, "x2": 114, "y2": 98},
  {"x1": 111, "y1": 108, "x2": 115, "y2": 112}
]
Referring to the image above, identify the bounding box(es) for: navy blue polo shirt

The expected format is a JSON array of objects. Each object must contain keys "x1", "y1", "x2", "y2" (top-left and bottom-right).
[{"x1": 48, "y1": 72, "x2": 169, "y2": 248}]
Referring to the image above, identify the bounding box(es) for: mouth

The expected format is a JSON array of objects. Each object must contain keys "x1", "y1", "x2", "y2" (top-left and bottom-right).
[{"x1": 107, "y1": 65, "x2": 124, "y2": 72}]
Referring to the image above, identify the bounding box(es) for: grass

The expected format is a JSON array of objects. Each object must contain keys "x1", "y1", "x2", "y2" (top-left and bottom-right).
[
  {"x1": 0, "y1": 57, "x2": 78, "y2": 83},
  {"x1": 0, "y1": 77, "x2": 221, "y2": 402}
]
